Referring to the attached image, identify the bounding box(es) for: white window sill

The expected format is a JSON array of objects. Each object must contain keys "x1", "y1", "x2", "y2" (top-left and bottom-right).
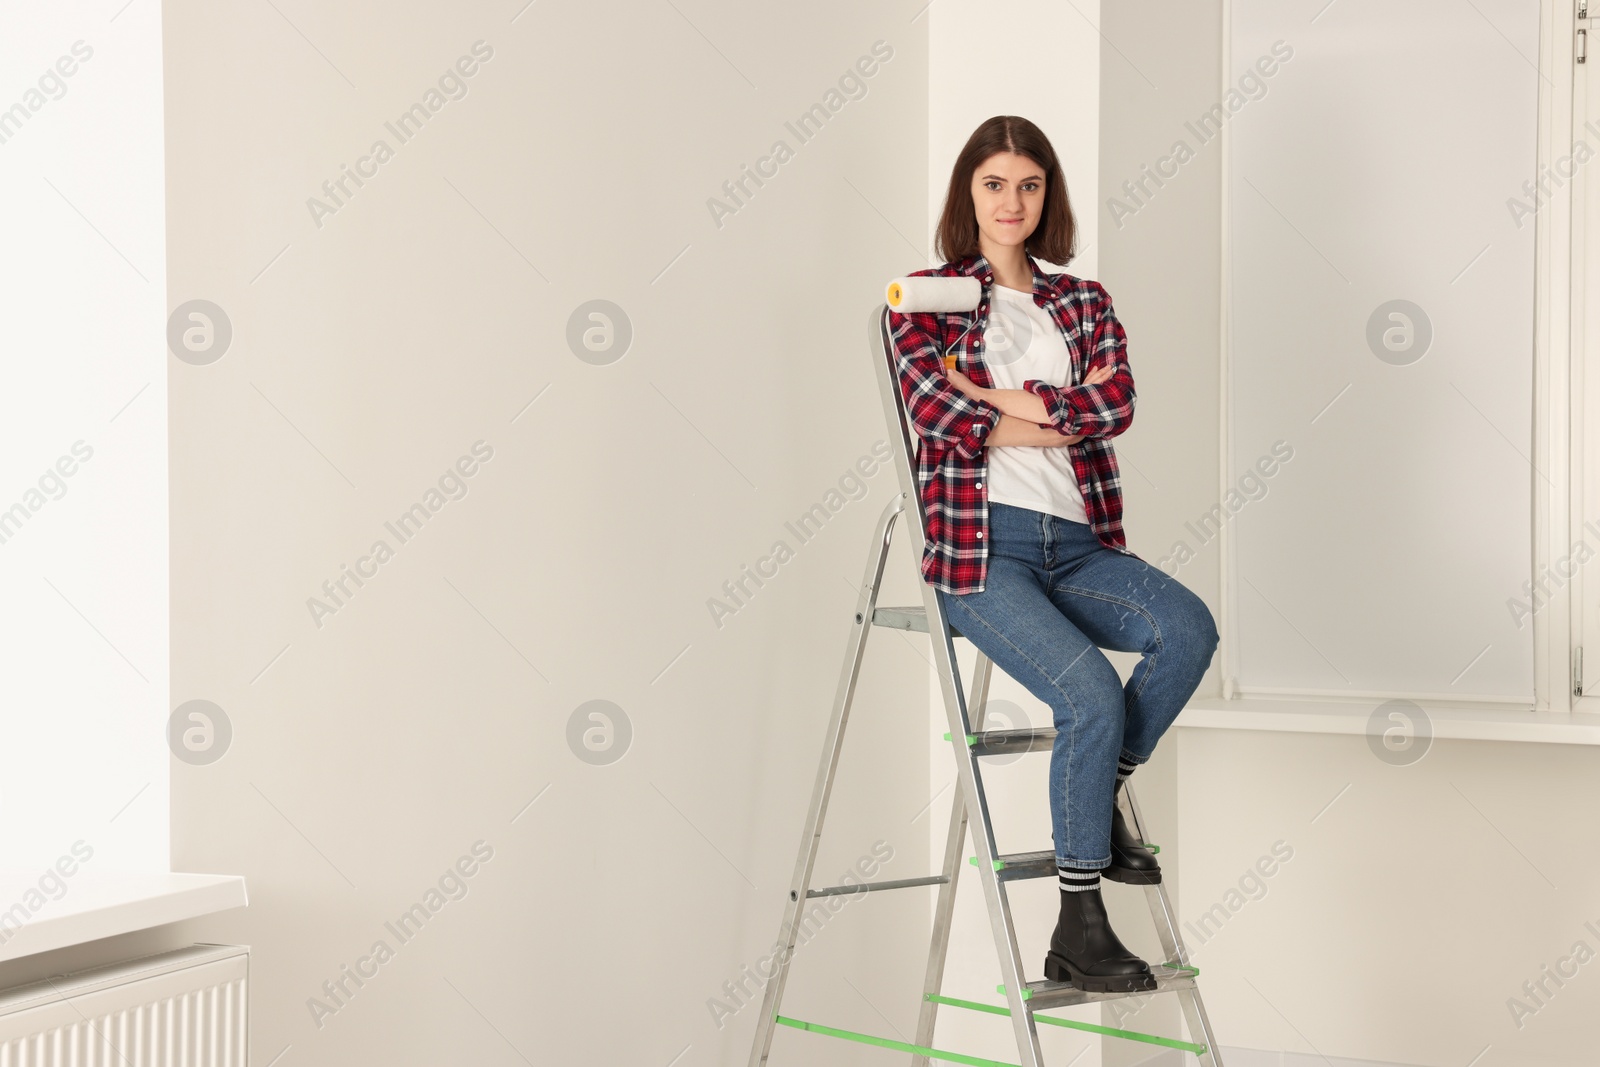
[
  {"x1": 1174, "y1": 695, "x2": 1600, "y2": 746},
  {"x1": 0, "y1": 870, "x2": 246, "y2": 964}
]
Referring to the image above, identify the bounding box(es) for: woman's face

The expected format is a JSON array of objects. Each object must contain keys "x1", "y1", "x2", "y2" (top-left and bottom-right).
[{"x1": 970, "y1": 151, "x2": 1045, "y2": 251}]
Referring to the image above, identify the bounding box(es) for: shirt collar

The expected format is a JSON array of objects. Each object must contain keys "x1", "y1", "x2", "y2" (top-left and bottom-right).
[{"x1": 955, "y1": 249, "x2": 1058, "y2": 302}]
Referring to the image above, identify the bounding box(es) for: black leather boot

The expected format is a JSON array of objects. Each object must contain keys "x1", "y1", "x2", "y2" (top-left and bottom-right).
[
  {"x1": 1044, "y1": 884, "x2": 1156, "y2": 992},
  {"x1": 1103, "y1": 777, "x2": 1161, "y2": 885}
]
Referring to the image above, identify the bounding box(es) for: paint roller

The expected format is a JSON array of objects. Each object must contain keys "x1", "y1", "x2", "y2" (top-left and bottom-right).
[{"x1": 884, "y1": 275, "x2": 983, "y2": 370}]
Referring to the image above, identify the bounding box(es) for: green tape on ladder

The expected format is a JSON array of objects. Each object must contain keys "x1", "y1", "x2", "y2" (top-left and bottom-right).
[
  {"x1": 951, "y1": 994, "x2": 1206, "y2": 1055},
  {"x1": 775, "y1": 1014, "x2": 1021, "y2": 1067},
  {"x1": 942, "y1": 731, "x2": 977, "y2": 745},
  {"x1": 968, "y1": 856, "x2": 1005, "y2": 871}
]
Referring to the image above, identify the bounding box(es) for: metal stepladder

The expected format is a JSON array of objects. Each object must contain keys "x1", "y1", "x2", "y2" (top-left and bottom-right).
[{"x1": 744, "y1": 304, "x2": 1225, "y2": 1067}]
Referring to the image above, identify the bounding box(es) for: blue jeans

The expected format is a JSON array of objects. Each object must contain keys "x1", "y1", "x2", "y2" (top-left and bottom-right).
[{"x1": 935, "y1": 502, "x2": 1219, "y2": 869}]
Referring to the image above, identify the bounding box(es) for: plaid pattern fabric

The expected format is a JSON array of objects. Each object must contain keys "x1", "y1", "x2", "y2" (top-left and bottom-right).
[{"x1": 887, "y1": 251, "x2": 1142, "y2": 594}]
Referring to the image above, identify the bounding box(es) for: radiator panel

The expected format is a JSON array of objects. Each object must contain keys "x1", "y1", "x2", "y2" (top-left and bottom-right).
[{"x1": 0, "y1": 946, "x2": 248, "y2": 1067}]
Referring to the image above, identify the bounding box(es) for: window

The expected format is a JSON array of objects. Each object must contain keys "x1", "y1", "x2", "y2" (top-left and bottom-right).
[
  {"x1": 0, "y1": 8, "x2": 170, "y2": 868},
  {"x1": 1223, "y1": 2, "x2": 1542, "y2": 707}
]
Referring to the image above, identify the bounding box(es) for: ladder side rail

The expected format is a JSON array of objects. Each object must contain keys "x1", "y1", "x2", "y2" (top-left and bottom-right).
[
  {"x1": 910, "y1": 652, "x2": 995, "y2": 1067},
  {"x1": 1140, "y1": 876, "x2": 1226, "y2": 1067},
  {"x1": 871, "y1": 305, "x2": 1048, "y2": 1067},
  {"x1": 867, "y1": 305, "x2": 935, "y2": 555},
  {"x1": 746, "y1": 494, "x2": 904, "y2": 1067},
  {"x1": 922, "y1": 585, "x2": 1046, "y2": 1067},
  {"x1": 1123, "y1": 782, "x2": 1226, "y2": 1067},
  {"x1": 1119, "y1": 784, "x2": 1189, "y2": 969}
]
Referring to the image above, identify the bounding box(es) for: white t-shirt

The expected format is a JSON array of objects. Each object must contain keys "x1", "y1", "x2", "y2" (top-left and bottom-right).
[{"x1": 981, "y1": 283, "x2": 1089, "y2": 525}]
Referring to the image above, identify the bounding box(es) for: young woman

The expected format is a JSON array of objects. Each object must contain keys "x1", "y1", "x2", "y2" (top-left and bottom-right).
[{"x1": 888, "y1": 116, "x2": 1219, "y2": 993}]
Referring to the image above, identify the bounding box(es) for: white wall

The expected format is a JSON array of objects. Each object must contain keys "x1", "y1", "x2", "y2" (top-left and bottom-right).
[
  {"x1": 160, "y1": 2, "x2": 939, "y2": 1064},
  {"x1": 0, "y1": 2, "x2": 169, "y2": 872}
]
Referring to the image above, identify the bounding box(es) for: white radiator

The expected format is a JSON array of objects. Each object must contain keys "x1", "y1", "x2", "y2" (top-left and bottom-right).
[{"x1": 0, "y1": 944, "x2": 248, "y2": 1066}]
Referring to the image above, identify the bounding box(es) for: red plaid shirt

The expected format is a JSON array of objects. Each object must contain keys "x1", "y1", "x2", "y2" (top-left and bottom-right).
[{"x1": 888, "y1": 251, "x2": 1142, "y2": 594}]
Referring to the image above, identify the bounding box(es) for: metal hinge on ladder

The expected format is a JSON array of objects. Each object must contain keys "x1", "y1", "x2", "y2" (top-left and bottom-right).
[
  {"x1": 1575, "y1": 646, "x2": 1584, "y2": 698},
  {"x1": 744, "y1": 305, "x2": 1227, "y2": 1067},
  {"x1": 1580, "y1": 0, "x2": 1589, "y2": 62}
]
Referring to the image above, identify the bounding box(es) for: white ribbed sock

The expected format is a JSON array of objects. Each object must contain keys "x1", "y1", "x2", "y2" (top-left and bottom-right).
[{"x1": 1057, "y1": 864, "x2": 1101, "y2": 893}]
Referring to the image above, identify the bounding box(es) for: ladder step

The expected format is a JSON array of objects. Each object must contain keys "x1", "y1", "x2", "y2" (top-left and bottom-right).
[
  {"x1": 945, "y1": 726, "x2": 1057, "y2": 757},
  {"x1": 998, "y1": 962, "x2": 1201, "y2": 1012},
  {"x1": 871, "y1": 605, "x2": 964, "y2": 638},
  {"x1": 968, "y1": 847, "x2": 1162, "y2": 881},
  {"x1": 805, "y1": 874, "x2": 948, "y2": 898},
  {"x1": 972, "y1": 849, "x2": 1058, "y2": 882}
]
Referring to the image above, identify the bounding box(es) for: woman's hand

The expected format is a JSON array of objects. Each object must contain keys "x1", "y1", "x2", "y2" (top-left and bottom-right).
[{"x1": 1082, "y1": 362, "x2": 1115, "y2": 387}]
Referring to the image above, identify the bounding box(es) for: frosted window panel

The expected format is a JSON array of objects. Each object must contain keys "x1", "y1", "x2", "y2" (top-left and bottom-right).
[
  {"x1": 1228, "y1": 1, "x2": 1538, "y2": 700},
  {"x1": 0, "y1": 5, "x2": 170, "y2": 867}
]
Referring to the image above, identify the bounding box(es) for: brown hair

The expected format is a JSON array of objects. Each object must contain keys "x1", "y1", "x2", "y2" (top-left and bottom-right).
[{"x1": 933, "y1": 115, "x2": 1078, "y2": 268}]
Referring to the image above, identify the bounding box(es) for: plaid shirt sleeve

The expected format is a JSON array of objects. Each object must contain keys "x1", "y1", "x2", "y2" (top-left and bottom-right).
[
  {"x1": 1022, "y1": 280, "x2": 1136, "y2": 440},
  {"x1": 888, "y1": 308, "x2": 1003, "y2": 458}
]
